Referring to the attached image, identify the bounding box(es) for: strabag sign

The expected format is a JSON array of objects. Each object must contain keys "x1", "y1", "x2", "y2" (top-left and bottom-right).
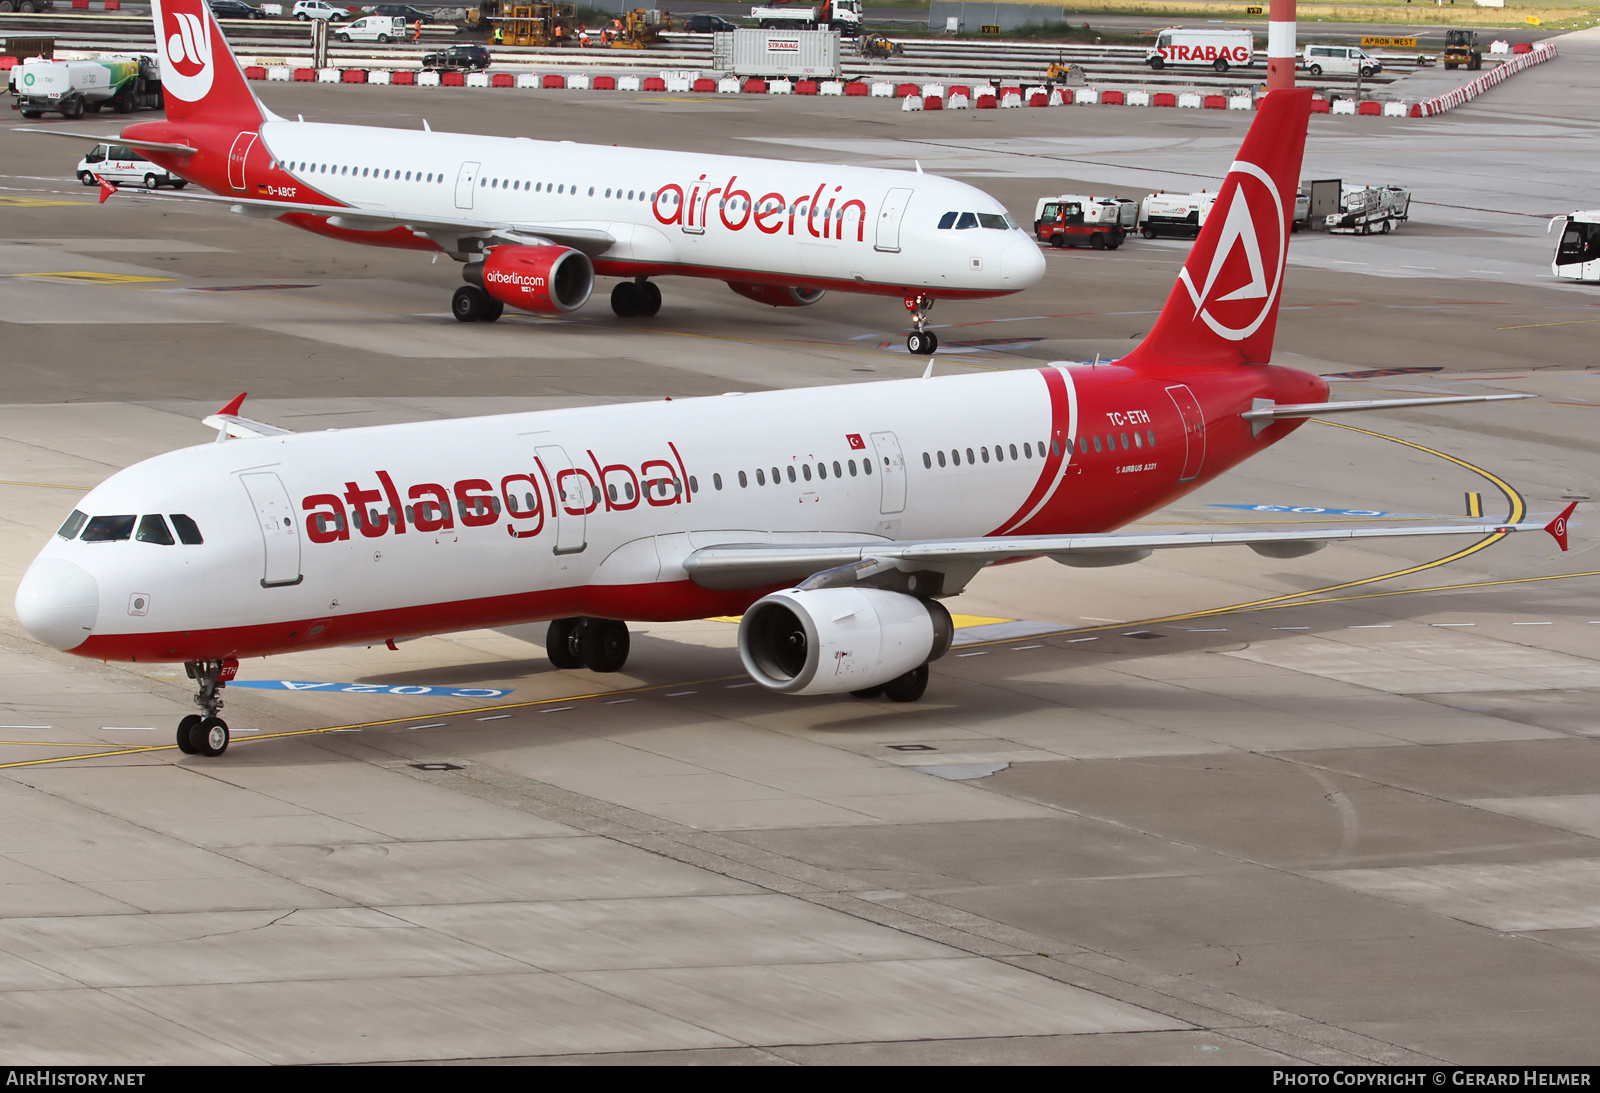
[{"x1": 768, "y1": 38, "x2": 800, "y2": 52}]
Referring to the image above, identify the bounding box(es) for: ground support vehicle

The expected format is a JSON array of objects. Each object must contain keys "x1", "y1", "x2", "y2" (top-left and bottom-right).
[
  {"x1": 1138, "y1": 190, "x2": 1217, "y2": 239},
  {"x1": 1326, "y1": 185, "x2": 1410, "y2": 234},
  {"x1": 492, "y1": 4, "x2": 575, "y2": 47},
  {"x1": 606, "y1": 9, "x2": 664, "y2": 49},
  {"x1": 1033, "y1": 195, "x2": 1134, "y2": 250},
  {"x1": 337, "y1": 16, "x2": 408, "y2": 43},
  {"x1": 1443, "y1": 28, "x2": 1483, "y2": 70},
  {"x1": 76, "y1": 142, "x2": 186, "y2": 189},
  {"x1": 1303, "y1": 43, "x2": 1381, "y2": 78},
  {"x1": 11, "y1": 55, "x2": 162, "y2": 120},
  {"x1": 1147, "y1": 27, "x2": 1253, "y2": 72},
  {"x1": 751, "y1": 0, "x2": 860, "y2": 35},
  {"x1": 1552, "y1": 211, "x2": 1600, "y2": 282}
]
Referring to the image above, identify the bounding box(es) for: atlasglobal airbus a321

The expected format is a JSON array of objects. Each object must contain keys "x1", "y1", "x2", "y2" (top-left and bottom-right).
[
  {"x1": 19, "y1": 0, "x2": 1045, "y2": 353},
  {"x1": 15, "y1": 89, "x2": 1573, "y2": 758}
]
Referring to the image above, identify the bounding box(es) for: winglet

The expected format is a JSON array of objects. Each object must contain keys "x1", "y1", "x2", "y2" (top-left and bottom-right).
[
  {"x1": 217, "y1": 392, "x2": 248, "y2": 417},
  {"x1": 97, "y1": 175, "x2": 118, "y2": 205},
  {"x1": 1545, "y1": 501, "x2": 1578, "y2": 552}
]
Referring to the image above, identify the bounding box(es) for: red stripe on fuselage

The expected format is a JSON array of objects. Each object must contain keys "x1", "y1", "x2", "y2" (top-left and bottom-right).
[{"x1": 991, "y1": 366, "x2": 1073, "y2": 535}]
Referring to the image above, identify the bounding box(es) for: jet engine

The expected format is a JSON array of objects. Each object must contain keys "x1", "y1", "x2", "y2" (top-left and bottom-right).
[
  {"x1": 726, "y1": 282, "x2": 826, "y2": 308},
  {"x1": 737, "y1": 587, "x2": 953, "y2": 696},
  {"x1": 468, "y1": 245, "x2": 594, "y2": 314}
]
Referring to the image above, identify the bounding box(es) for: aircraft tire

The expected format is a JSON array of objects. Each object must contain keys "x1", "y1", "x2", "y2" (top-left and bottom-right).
[
  {"x1": 906, "y1": 330, "x2": 938, "y2": 355},
  {"x1": 638, "y1": 281, "x2": 661, "y2": 316},
  {"x1": 610, "y1": 280, "x2": 640, "y2": 317},
  {"x1": 579, "y1": 619, "x2": 630, "y2": 673},
  {"x1": 176, "y1": 714, "x2": 202, "y2": 754},
  {"x1": 882, "y1": 664, "x2": 929, "y2": 703},
  {"x1": 452, "y1": 285, "x2": 501, "y2": 322},
  {"x1": 194, "y1": 718, "x2": 230, "y2": 757},
  {"x1": 546, "y1": 618, "x2": 585, "y2": 669}
]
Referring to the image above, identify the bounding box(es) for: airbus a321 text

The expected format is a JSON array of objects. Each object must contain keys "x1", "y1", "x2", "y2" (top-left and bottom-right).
[
  {"x1": 15, "y1": 89, "x2": 1573, "y2": 758},
  {"x1": 19, "y1": 0, "x2": 1045, "y2": 353}
]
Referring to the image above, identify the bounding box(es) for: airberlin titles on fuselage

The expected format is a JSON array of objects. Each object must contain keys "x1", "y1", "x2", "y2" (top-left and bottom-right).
[
  {"x1": 300, "y1": 443, "x2": 699, "y2": 546},
  {"x1": 653, "y1": 175, "x2": 871, "y2": 241}
]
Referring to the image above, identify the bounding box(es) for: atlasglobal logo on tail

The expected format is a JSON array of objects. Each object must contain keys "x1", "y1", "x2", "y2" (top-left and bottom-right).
[
  {"x1": 1178, "y1": 160, "x2": 1286, "y2": 342},
  {"x1": 154, "y1": 0, "x2": 215, "y2": 102}
]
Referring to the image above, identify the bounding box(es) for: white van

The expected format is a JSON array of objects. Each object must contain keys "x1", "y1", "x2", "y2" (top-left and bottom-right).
[
  {"x1": 75, "y1": 144, "x2": 186, "y2": 189},
  {"x1": 337, "y1": 15, "x2": 406, "y2": 42},
  {"x1": 1303, "y1": 44, "x2": 1382, "y2": 78},
  {"x1": 1147, "y1": 28, "x2": 1254, "y2": 72}
]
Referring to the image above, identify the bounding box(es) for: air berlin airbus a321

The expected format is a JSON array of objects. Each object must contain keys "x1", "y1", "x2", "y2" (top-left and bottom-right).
[
  {"x1": 15, "y1": 90, "x2": 1572, "y2": 757},
  {"x1": 20, "y1": 0, "x2": 1045, "y2": 354}
]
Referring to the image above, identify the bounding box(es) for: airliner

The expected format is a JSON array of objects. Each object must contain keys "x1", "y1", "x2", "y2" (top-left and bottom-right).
[
  {"x1": 20, "y1": 0, "x2": 1045, "y2": 353},
  {"x1": 14, "y1": 89, "x2": 1572, "y2": 758}
]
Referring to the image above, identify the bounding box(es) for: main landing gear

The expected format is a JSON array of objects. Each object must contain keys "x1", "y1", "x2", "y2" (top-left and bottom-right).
[
  {"x1": 176, "y1": 659, "x2": 236, "y2": 757},
  {"x1": 546, "y1": 617, "x2": 631, "y2": 673},
  {"x1": 452, "y1": 285, "x2": 504, "y2": 323},
  {"x1": 610, "y1": 278, "x2": 662, "y2": 318},
  {"x1": 904, "y1": 294, "x2": 939, "y2": 355},
  {"x1": 851, "y1": 664, "x2": 930, "y2": 703}
]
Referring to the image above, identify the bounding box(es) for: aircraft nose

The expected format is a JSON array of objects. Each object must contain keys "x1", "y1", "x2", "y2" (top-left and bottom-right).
[
  {"x1": 1001, "y1": 236, "x2": 1047, "y2": 287},
  {"x1": 14, "y1": 557, "x2": 98, "y2": 652}
]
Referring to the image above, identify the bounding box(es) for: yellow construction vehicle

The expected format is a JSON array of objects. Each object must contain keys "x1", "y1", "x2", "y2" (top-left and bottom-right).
[
  {"x1": 858, "y1": 32, "x2": 902, "y2": 59},
  {"x1": 606, "y1": 8, "x2": 665, "y2": 49},
  {"x1": 494, "y1": 3, "x2": 577, "y2": 46},
  {"x1": 1046, "y1": 56, "x2": 1074, "y2": 82}
]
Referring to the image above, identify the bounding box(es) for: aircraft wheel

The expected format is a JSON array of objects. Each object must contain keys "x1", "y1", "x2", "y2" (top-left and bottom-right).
[
  {"x1": 882, "y1": 664, "x2": 929, "y2": 703},
  {"x1": 176, "y1": 714, "x2": 202, "y2": 754},
  {"x1": 637, "y1": 280, "x2": 661, "y2": 317},
  {"x1": 193, "y1": 717, "x2": 230, "y2": 758},
  {"x1": 545, "y1": 617, "x2": 585, "y2": 669},
  {"x1": 452, "y1": 285, "x2": 502, "y2": 322},
  {"x1": 579, "y1": 619, "x2": 630, "y2": 673},
  {"x1": 610, "y1": 280, "x2": 641, "y2": 317},
  {"x1": 906, "y1": 330, "x2": 938, "y2": 355}
]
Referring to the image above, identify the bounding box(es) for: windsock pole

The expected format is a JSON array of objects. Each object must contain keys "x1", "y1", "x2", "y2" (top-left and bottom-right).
[{"x1": 1267, "y1": 0, "x2": 1296, "y2": 91}]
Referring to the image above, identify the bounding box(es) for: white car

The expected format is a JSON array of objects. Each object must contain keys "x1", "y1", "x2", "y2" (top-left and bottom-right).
[
  {"x1": 293, "y1": 1, "x2": 348, "y2": 20},
  {"x1": 76, "y1": 144, "x2": 186, "y2": 190},
  {"x1": 1303, "y1": 44, "x2": 1382, "y2": 78},
  {"x1": 337, "y1": 15, "x2": 405, "y2": 41}
]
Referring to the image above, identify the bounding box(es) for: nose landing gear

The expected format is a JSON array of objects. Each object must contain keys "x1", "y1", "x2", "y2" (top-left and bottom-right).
[
  {"x1": 176, "y1": 659, "x2": 237, "y2": 757},
  {"x1": 904, "y1": 294, "x2": 938, "y2": 355}
]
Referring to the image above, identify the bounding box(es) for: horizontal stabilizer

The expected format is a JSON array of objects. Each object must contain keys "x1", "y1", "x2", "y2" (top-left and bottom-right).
[
  {"x1": 1243, "y1": 394, "x2": 1532, "y2": 434},
  {"x1": 201, "y1": 393, "x2": 292, "y2": 440},
  {"x1": 15, "y1": 129, "x2": 196, "y2": 155}
]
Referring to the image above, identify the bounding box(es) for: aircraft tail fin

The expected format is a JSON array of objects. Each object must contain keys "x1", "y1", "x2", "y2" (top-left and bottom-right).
[
  {"x1": 151, "y1": 0, "x2": 266, "y2": 127},
  {"x1": 1126, "y1": 89, "x2": 1313, "y2": 370}
]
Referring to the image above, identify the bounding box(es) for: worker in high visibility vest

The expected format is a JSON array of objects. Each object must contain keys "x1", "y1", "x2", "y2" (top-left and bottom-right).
[
  {"x1": 412, "y1": 18, "x2": 421, "y2": 41},
  {"x1": 579, "y1": 24, "x2": 590, "y2": 46}
]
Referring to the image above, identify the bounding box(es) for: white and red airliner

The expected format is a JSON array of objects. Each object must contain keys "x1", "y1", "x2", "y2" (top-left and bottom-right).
[
  {"x1": 20, "y1": 0, "x2": 1045, "y2": 353},
  {"x1": 15, "y1": 89, "x2": 1572, "y2": 757}
]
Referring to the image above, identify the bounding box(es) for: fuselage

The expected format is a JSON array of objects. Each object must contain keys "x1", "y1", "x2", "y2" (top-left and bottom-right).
[
  {"x1": 121, "y1": 116, "x2": 1046, "y2": 300},
  {"x1": 18, "y1": 361, "x2": 1325, "y2": 663}
]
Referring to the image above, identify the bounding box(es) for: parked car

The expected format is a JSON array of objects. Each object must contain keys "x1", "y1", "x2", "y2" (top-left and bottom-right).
[
  {"x1": 292, "y1": 1, "x2": 348, "y2": 20},
  {"x1": 208, "y1": 0, "x2": 267, "y2": 17},
  {"x1": 337, "y1": 15, "x2": 406, "y2": 42},
  {"x1": 421, "y1": 44, "x2": 490, "y2": 71},
  {"x1": 682, "y1": 13, "x2": 739, "y2": 32},
  {"x1": 76, "y1": 144, "x2": 187, "y2": 190},
  {"x1": 374, "y1": 4, "x2": 433, "y2": 20}
]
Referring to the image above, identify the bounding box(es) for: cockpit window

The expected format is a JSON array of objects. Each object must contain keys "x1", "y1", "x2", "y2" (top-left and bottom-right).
[
  {"x1": 81, "y1": 515, "x2": 136, "y2": 542},
  {"x1": 938, "y1": 211, "x2": 958, "y2": 230},
  {"x1": 955, "y1": 212, "x2": 979, "y2": 229},
  {"x1": 56, "y1": 510, "x2": 88, "y2": 541},
  {"x1": 170, "y1": 514, "x2": 203, "y2": 545},
  {"x1": 978, "y1": 212, "x2": 1015, "y2": 230},
  {"x1": 940, "y1": 211, "x2": 1018, "y2": 231},
  {"x1": 136, "y1": 514, "x2": 175, "y2": 545}
]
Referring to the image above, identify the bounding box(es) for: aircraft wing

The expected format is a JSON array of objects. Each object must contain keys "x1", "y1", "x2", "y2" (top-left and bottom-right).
[
  {"x1": 100, "y1": 187, "x2": 616, "y2": 254},
  {"x1": 682, "y1": 506, "x2": 1578, "y2": 594}
]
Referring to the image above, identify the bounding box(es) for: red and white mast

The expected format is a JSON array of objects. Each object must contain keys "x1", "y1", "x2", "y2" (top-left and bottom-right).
[{"x1": 1267, "y1": 0, "x2": 1296, "y2": 91}]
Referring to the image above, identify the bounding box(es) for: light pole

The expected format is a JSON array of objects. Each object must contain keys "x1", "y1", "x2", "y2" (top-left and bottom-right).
[{"x1": 1267, "y1": 0, "x2": 1296, "y2": 91}]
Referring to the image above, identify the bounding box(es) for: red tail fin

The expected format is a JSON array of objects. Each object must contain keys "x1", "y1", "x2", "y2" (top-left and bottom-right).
[
  {"x1": 1127, "y1": 89, "x2": 1312, "y2": 369},
  {"x1": 151, "y1": 0, "x2": 265, "y2": 127}
]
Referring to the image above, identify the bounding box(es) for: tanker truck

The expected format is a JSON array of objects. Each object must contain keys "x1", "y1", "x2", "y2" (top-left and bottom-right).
[{"x1": 10, "y1": 54, "x2": 163, "y2": 119}]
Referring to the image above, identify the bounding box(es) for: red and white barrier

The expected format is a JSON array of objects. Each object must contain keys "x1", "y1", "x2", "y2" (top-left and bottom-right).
[{"x1": 234, "y1": 40, "x2": 1556, "y2": 123}]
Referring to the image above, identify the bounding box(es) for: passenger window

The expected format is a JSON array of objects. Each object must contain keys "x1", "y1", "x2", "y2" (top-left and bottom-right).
[
  {"x1": 1023, "y1": 443, "x2": 1032, "y2": 458},
  {"x1": 956, "y1": 212, "x2": 978, "y2": 229},
  {"x1": 738, "y1": 471, "x2": 748, "y2": 488},
  {"x1": 1133, "y1": 433, "x2": 1142, "y2": 448},
  {"x1": 772, "y1": 467, "x2": 780, "y2": 483},
  {"x1": 1121, "y1": 433, "x2": 1130, "y2": 450},
  {"x1": 938, "y1": 211, "x2": 958, "y2": 229},
  {"x1": 56, "y1": 510, "x2": 88, "y2": 540},
  {"x1": 1147, "y1": 430, "x2": 1156, "y2": 446},
  {"x1": 849, "y1": 460, "x2": 857, "y2": 476},
  {"x1": 1064, "y1": 438, "x2": 1075, "y2": 455},
  {"x1": 1093, "y1": 436, "x2": 1103, "y2": 453},
  {"x1": 993, "y1": 445, "x2": 1003, "y2": 462},
  {"x1": 832, "y1": 461, "x2": 841, "y2": 478},
  {"x1": 923, "y1": 453, "x2": 931, "y2": 468},
  {"x1": 135, "y1": 515, "x2": 175, "y2": 545},
  {"x1": 937, "y1": 451, "x2": 946, "y2": 467},
  {"x1": 966, "y1": 447, "x2": 975, "y2": 464},
  {"x1": 802, "y1": 465, "x2": 812, "y2": 481},
  {"x1": 81, "y1": 515, "x2": 135, "y2": 542},
  {"x1": 1010, "y1": 444, "x2": 1018, "y2": 460},
  {"x1": 756, "y1": 468, "x2": 766, "y2": 486},
  {"x1": 863, "y1": 458, "x2": 872, "y2": 475},
  {"x1": 713, "y1": 474, "x2": 722, "y2": 491},
  {"x1": 688, "y1": 476, "x2": 698, "y2": 494},
  {"x1": 171, "y1": 515, "x2": 204, "y2": 545},
  {"x1": 786, "y1": 466, "x2": 796, "y2": 483},
  {"x1": 951, "y1": 449, "x2": 960, "y2": 466},
  {"x1": 980, "y1": 447, "x2": 989, "y2": 463}
]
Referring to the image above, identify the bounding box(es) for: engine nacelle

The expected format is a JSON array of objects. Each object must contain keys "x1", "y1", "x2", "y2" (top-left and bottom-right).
[
  {"x1": 469, "y1": 245, "x2": 594, "y2": 315},
  {"x1": 738, "y1": 587, "x2": 953, "y2": 696},
  {"x1": 726, "y1": 281, "x2": 826, "y2": 308}
]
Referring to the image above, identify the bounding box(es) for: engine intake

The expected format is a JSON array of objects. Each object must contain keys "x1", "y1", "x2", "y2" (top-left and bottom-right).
[
  {"x1": 737, "y1": 587, "x2": 953, "y2": 696},
  {"x1": 727, "y1": 281, "x2": 826, "y2": 308},
  {"x1": 468, "y1": 244, "x2": 594, "y2": 315}
]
